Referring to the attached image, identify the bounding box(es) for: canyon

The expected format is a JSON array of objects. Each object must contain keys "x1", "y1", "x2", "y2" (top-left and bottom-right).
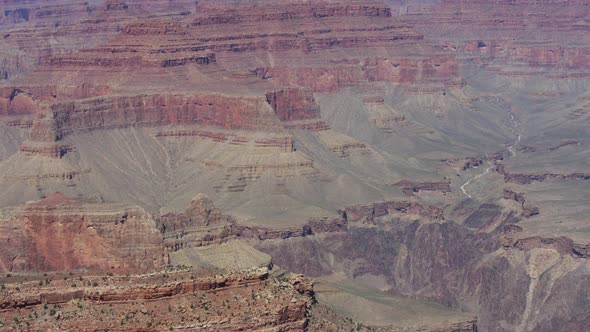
[{"x1": 0, "y1": 0, "x2": 588, "y2": 331}]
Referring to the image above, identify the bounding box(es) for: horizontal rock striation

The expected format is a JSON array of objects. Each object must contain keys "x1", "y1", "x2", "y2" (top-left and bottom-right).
[
  {"x1": 45, "y1": 50, "x2": 216, "y2": 68},
  {"x1": 0, "y1": 193, "x2": 166, "y2": 273},
  {"x1": 503, "y1": 188, "x2": 540, "y2": 218},
  {"x1": 504, "y1": 235, "x2": 590, "y2": 259},
  {"x1": 192, "y1": 3, "x2": 393, "y2": 26},
  {"x1": 0, "y1": 268, "x2": 273, "y2": 310},
  {"x1": 160, "y1": 194, "x2": 348, "y2": 254},
  {"x1": 18, "y1": 141, "x2": 74, "y2": 158},
  {"x1": 341, "y1": 200, "x2": 444, "y2": 223},
  {"x1": 159, "y1": 193, "x2": 238, "y2": 251},
  {"x1": 262, "y1": 54, "x2": 462, "y2": 92},
  {"x1": 235, "y1": 215, "x2": 348, "y2": 242},
  {"x1": 495, "y1": 164, "x2": 590, "y2": 184},
  {"x1": 0, "y1": 267, "x2": 315, "y2": 331},
  {"x1": 27, "y1": 93, "x2": 281, "y2": 143},
  {"x1": 403, "y1": 0, "x2": 590, "y2": 78},
  {"x1": 0, "y1": 1, "x2": 588, "y2": 331}
]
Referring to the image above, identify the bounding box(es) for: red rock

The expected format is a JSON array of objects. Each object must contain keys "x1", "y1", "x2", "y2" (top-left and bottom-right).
[
  {"x1": 26, "y1": 93, "x2": 281, "y2": 143},
  {"x1": 265, "y1": 88, "x2": 320, "y2": 121},
  {"x1": 0, "y1": 267, "x2": 314, "y2": 331},
  {"x1": 0, "y1": 194, "x2": 166, "y2": 273}
]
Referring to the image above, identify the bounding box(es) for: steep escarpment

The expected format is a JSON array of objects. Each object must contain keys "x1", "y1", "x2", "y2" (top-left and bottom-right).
[
  {"x1": 404, "y1": 0, "x2": 590, "y2": 79},
  {"x1": 0, "y1": 193, "x2": 166, "y2": 273},
  {"x1": 258, "y1": 210, "x2": 590, "y2": 331},
  {"x1": 496, "y1": 165, "x2": 590, "y2": 185},
  {"x1": 160, "y1": 193, "x2": 348, "y2": 258},
  {"x1": 266, "y1": 88, "x2": 320, "y2": 121},
  {"x1": 261, "y1": 54, "x2": 461, "y2": 92},
  {"x1": 45, "y1": 93, "x2": 281, "y2": 137},
  {"x1": 159, "y1": 193, "x2": 238, "y2": 252}
]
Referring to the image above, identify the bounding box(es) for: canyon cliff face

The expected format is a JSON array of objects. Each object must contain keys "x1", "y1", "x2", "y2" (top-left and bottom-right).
[
  {"x1": 258, "y1": 214, "x2": 590, "y2": 332},
  {"x1": 0, "y1": 0, "x2": 589, "y2": 331},
  {"x1": 39, "y1": 93, "x2": 281, "y2": 140},
  {"x1": 0, "y1": 193, "x2": 166, "y2": 273}
]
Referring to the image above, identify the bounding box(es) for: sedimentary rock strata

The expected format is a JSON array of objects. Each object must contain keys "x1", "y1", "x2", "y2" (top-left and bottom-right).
[
  {"x1": 0, "y1": 193, "x2": 166, "y2": 273},
  {"x1": 0, "y1": 267, "x2": 314, "y2": 331},
  {"x1": 496, "y1": 164, "x2": 590, "y2": 185}
]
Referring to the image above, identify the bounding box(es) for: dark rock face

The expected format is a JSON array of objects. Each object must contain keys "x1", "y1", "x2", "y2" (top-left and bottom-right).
[
  {"x1": 0, "y1": 268, "x2": 315, "y2": 331},
  {"x1": 463, "y1": 204, "x2": 502, "y2": 228},
  {"x1": 531, "y1": 271, "x2": 590, "y2": 332},
  {"x1": 258, "y1": 218, "x2": 589, "y2": 331},
  {"x1": 496, "y1": 166, "x2": 590, "y2": 185},
  {"x1": 342, "y1": 200, "x2": 444, "y2": 224}
]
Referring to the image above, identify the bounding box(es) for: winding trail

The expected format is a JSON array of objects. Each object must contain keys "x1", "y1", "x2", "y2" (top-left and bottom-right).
[
  {"x1": 460, "y1": 108, "x2": 522, "y2": 199},
  {"x1": 508, "y1": 134, "x2": 521, "y2": 157},
  {"x1": 460, "y1": 159, "x2": 494, "y2": 199},
  {"x1": 508, "y1": 113, "x2": 522, "y2": 157}
]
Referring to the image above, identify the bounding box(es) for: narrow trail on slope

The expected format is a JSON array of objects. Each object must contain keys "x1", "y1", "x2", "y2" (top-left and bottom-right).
[
  {"x1": 460, "y1": 108, "x2": 522, "y2": 199},
  {"x1": 460, "y1": 158, "x2": 494, "y2": 199},
  {"x1": 508, "y1": 112, "x2": 522, "y2": 157}
]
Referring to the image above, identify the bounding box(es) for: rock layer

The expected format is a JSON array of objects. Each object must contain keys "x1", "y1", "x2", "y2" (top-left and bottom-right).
[
  {"x1": 0, "y1": 193, "x2": 166, "y2": 273},
  {"x1": 0, "y1": 267, "x2": 315, "y2": 331}
]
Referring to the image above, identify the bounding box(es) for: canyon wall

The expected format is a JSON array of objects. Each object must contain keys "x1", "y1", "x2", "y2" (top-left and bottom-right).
[
  {"x1": 258, "y1": 211, "x2": 590, "y2": 331},
  {"x1": 0, "y1": 193, "x2": 166, "y2": 273}
]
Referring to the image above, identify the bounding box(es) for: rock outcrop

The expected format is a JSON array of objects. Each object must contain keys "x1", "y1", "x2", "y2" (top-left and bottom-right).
[
  {"x1": 396, "y1": 179, "x2": 451, "y2": 195},
  {"x1": 160, "y1": 194, "x2": 348, "y2": 255},
  {"x1": 266, "y1": 88, "x2": 320, "y2": 122},
  {"x1": 342, "y1": 200, "x2": 445, "y2": 223},
  {"x1": 44, "y1": 93, "x2": 281, "y2": 137},
  {"x1": 0, "y1": 193, "x2": 166, "y2": 273},
  {"x1": 503, "y1": 188, "x2": 540, "y2": 218},
  {"x1": 496, "y1": 164, "x2": 590, "y2": 185},
  {"x1": 159, "y1": 194, "x2": 237, "y2": 251},
  {"x1": 258, "y1": 216, "x2": 590, "y2": 331},
  {"x1": 0, "y1": 267, "x2": 315, "y2": 331}
]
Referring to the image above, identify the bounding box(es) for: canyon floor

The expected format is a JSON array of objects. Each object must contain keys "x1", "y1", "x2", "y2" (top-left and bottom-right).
[{"x1": 0, "y1": 0, "x2": 589, "y2": 331}]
